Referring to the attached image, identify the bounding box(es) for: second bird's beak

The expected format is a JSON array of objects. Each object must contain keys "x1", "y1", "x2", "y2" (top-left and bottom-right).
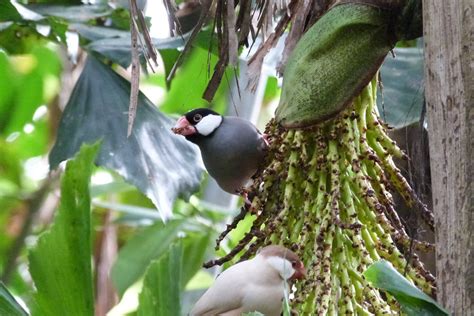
[
  {"x1": 292, "y1": 264, "x2": 307, "y2": 280},
  {"x1": 172, "y1": 116, "x2": 197, "y2": 136}
]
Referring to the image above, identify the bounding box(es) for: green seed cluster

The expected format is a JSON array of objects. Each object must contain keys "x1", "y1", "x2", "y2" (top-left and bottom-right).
[{"x1": 205, "y1": 79, "x2": 435, "y2": 314}]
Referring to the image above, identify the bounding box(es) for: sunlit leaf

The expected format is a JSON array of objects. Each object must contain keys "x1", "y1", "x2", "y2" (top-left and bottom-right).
[
  {"x1": 159, "y1": 47, "x2": 231, "y2": 114},
  {"x1": 0, "y1": 23, "x2": 47, "y2": 54},
  {"x1": 49, "y1": 55, "x2": 203, "y2": 220},
  {"x1": 0, "y1": 51, "x2": 15, "y2": 128},
  {"x1": 28, "y1": 142, "x2": 99, "y2": 316},
  {"x1": 0, "y1": 282, "x2": 28, "y2": 316},
  {"x1": 376, "y1": 46, "x2": 424, "y2": 129},
  {"x1": 364, "y1": 260, "x2": 449, "y2": 316},
  {"x1": 6, "y1": 46, "x2": 61, "y2": 134},
  {"x1": 137, "y1": 241, "x2": 183, "y2": 316},
  {"x1": 111, "y1": 220, "x2": 185, "y2": 296}
]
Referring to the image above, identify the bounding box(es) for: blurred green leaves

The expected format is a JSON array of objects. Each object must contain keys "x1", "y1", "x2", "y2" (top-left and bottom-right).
[
  {"x1": 0, "y1": 46, "x2": 61, "y2": 159},
  {"x1": 112, "y1": 220, "x2": 186, "y2": 296},
  {"x1": 365, "y1": 261, "x2": 449, "y2": 316},
  {"x1": 28, "y1": 142, "x2": 99, "y2": 316},
  {"x1": 137, "y1": 241, "x2": 183, "y2": 316}
]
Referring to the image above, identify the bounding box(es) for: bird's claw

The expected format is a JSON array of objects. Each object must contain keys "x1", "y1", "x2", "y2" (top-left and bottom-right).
[{"x1": 262, "y1": 133, "x2": 270, "y2": 147}]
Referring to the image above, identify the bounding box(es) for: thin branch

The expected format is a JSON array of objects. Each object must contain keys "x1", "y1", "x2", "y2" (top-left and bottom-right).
[
  {"x1": 127, "y1": 0, "x2": 140, "y2": 138},
  {"x1": 1, "y1": 174, "x2": 58, "y2": 284}
]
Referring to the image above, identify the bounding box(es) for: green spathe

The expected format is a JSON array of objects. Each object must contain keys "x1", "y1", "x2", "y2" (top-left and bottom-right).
[{"x1": 276, "y1": 4, "x2": 394, "y2": 127}]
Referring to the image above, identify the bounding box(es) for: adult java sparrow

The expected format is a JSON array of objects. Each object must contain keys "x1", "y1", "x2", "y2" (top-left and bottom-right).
[
  {"x1": 190, "y1": 245, "x2": 306, "y2": 316},
  {"x1": 172, "y1": 108, "x2": 268, "y2": 195}
]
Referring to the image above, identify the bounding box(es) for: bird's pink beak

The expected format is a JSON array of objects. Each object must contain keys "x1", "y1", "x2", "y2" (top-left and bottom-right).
[
  {"x1": 171, "y1": 116, "x2": 196, "y2": 136},
  {"x1": 291, "y1": 262, "x2": 306, "y2": 280}
]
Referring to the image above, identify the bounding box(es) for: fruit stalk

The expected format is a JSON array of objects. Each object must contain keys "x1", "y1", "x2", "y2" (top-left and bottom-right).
[{"x1": 206, "y1": 77, "x2": 435, "y2": 313}]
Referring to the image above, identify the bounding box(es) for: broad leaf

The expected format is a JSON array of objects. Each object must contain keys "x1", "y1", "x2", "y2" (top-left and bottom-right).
[
  {"x1": 27, "y1": 4, "x2": 111, "y2": 22},
  {"x1": 364, "y1": 260, "x2": 449, "y2": 316},
  {"x1": 85, "y1": 35, "x2": 187, "y2": 68},
  {"x1": 111, "y1": 220, "x2": 185, "y2": 296},
  {"x1": 71, "y1": 23, "x2": 129, "y2": 41},
  {"x1": 137, "y1": 241, "x2": 183, "y2": 316},
  {"x1": 377, "y1": 46, "x2": 424, "y2": 128},
  {"x1": 0, "y1": 282, "x2": 28, "y2": 316},
  {"x1": 49, "y1": 55, "x2": 203, "y2": 220},
  {"x1": 28, "y1": 142, "x2": 99, "y2": 316}
]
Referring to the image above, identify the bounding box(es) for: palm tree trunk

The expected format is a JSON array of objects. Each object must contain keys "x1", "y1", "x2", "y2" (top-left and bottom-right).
[{"x1": 422, "y1": 0, "x2": 473, "y2": 313}]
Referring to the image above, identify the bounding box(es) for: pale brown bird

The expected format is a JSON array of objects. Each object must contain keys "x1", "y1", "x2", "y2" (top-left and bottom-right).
[{"x1": 190, "y1": 245, "x2": 306, "y2": 316}]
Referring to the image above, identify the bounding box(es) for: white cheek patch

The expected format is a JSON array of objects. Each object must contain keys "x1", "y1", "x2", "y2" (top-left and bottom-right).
[
  {"x1": 195, "y1": 114, "x2": 223, "y2": 136},
  {"x1": 266, "y1": 256, "x2": 295, "y2": 280}
]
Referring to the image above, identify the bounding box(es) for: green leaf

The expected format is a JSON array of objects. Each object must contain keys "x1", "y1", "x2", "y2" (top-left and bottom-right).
[
  {"x1": 0, "y1": 1, "x2": 22, "y2": 22},
  {"x1": 364, "y1": 260, "x2": 450, "y2": 316},
  {"x1": 158, "y1": 49, "x2": 181, "y2": 89},
  {"x1": 0, "y1": 51, "x2": 15, "y2": 129},
  {"x1": 0, "y1": 282, "x2": 28, "y2": 316},
  {"x1": 111, "y1": 220, "x2": 185, "y2": 296},
  {"x1": 28, "y1": 142, "x2": 100, "y2": 316},
  {"x1": 5, "y1": 46, "x2": 61, "y2": 134},
  {"x1": 377, "y1": 46, "x2": 424, "y2": 129},
  {"x1": 27, "y1": 4, "x2": 111, "y2": 22},
  {"x1": 0, "y1": 23, "x2": 47, "y2": 54},
  {"x1": 49, "y1": 55, "x2": 203, "y2": 220},
  {"x1": 85, "y1": 34, "x2": 188, "y2": 68},
  {"x1": 45, "y1": 17, "x2": 68, "y2": 45},
  {"x1": 159, "y1": 47, "x2": 231, "y2": 114},
  {"x1": 181, "y1": 231, "x2": 212, "y2": 288},
  {"x1": 137, "y1": 241, "x2": 183, "y2": 316},
  {"x1": 71, "y1": 23, "x2": 129, "y2": 42}
]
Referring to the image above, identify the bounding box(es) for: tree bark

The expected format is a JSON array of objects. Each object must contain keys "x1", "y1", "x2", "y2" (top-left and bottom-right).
[{"x1": 423, "y1": 0, "x2": 473, "y2": 313}]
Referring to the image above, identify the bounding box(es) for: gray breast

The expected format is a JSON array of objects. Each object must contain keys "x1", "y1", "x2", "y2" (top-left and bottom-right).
[{"x1": 196, "y1": 117, "x2": 266, "y2": 194}]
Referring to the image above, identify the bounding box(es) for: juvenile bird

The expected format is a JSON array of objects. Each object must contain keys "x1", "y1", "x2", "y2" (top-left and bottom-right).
[
  {"x1": 190, "y1": 245, "x2": 306, "y2": 316},
  {"x1": 172, "y1": 108, "x2": 268, "y2": 196}
]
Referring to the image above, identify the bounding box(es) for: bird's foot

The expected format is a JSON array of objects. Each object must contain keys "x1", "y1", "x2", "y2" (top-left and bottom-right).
[
  {"x1": 262, "y1": 133, "x2": 270, "y2": 147},
  {"x1": 238, "y1": 189, "x2": 258, "y2": 214}
]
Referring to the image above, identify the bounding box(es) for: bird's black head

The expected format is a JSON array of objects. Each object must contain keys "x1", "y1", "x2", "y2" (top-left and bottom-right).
[
  {"x1": 184, "y1": 108, "x2": 220, "y2": 127},
  {"x1": 172, "y1": 108, "x2": 223, "y2": 144}
]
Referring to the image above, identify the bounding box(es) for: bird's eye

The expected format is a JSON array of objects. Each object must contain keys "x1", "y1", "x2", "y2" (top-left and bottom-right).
[
  {"x1": 291, "y1": 261, "x2": 297, "y2": 268},
  {"x1": 193, "y1": 114, "x2": 203, "y2": 122}
]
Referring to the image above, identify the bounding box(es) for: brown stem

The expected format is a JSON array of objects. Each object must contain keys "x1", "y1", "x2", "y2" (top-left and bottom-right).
[{"x1": 1, "y1": 174, "x2": 57, "y2": 284}]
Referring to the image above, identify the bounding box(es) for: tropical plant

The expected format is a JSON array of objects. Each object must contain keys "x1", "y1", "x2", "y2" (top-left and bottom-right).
[{"x1": 0, "y1": 0, "x2": 453, "y2": 315}]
